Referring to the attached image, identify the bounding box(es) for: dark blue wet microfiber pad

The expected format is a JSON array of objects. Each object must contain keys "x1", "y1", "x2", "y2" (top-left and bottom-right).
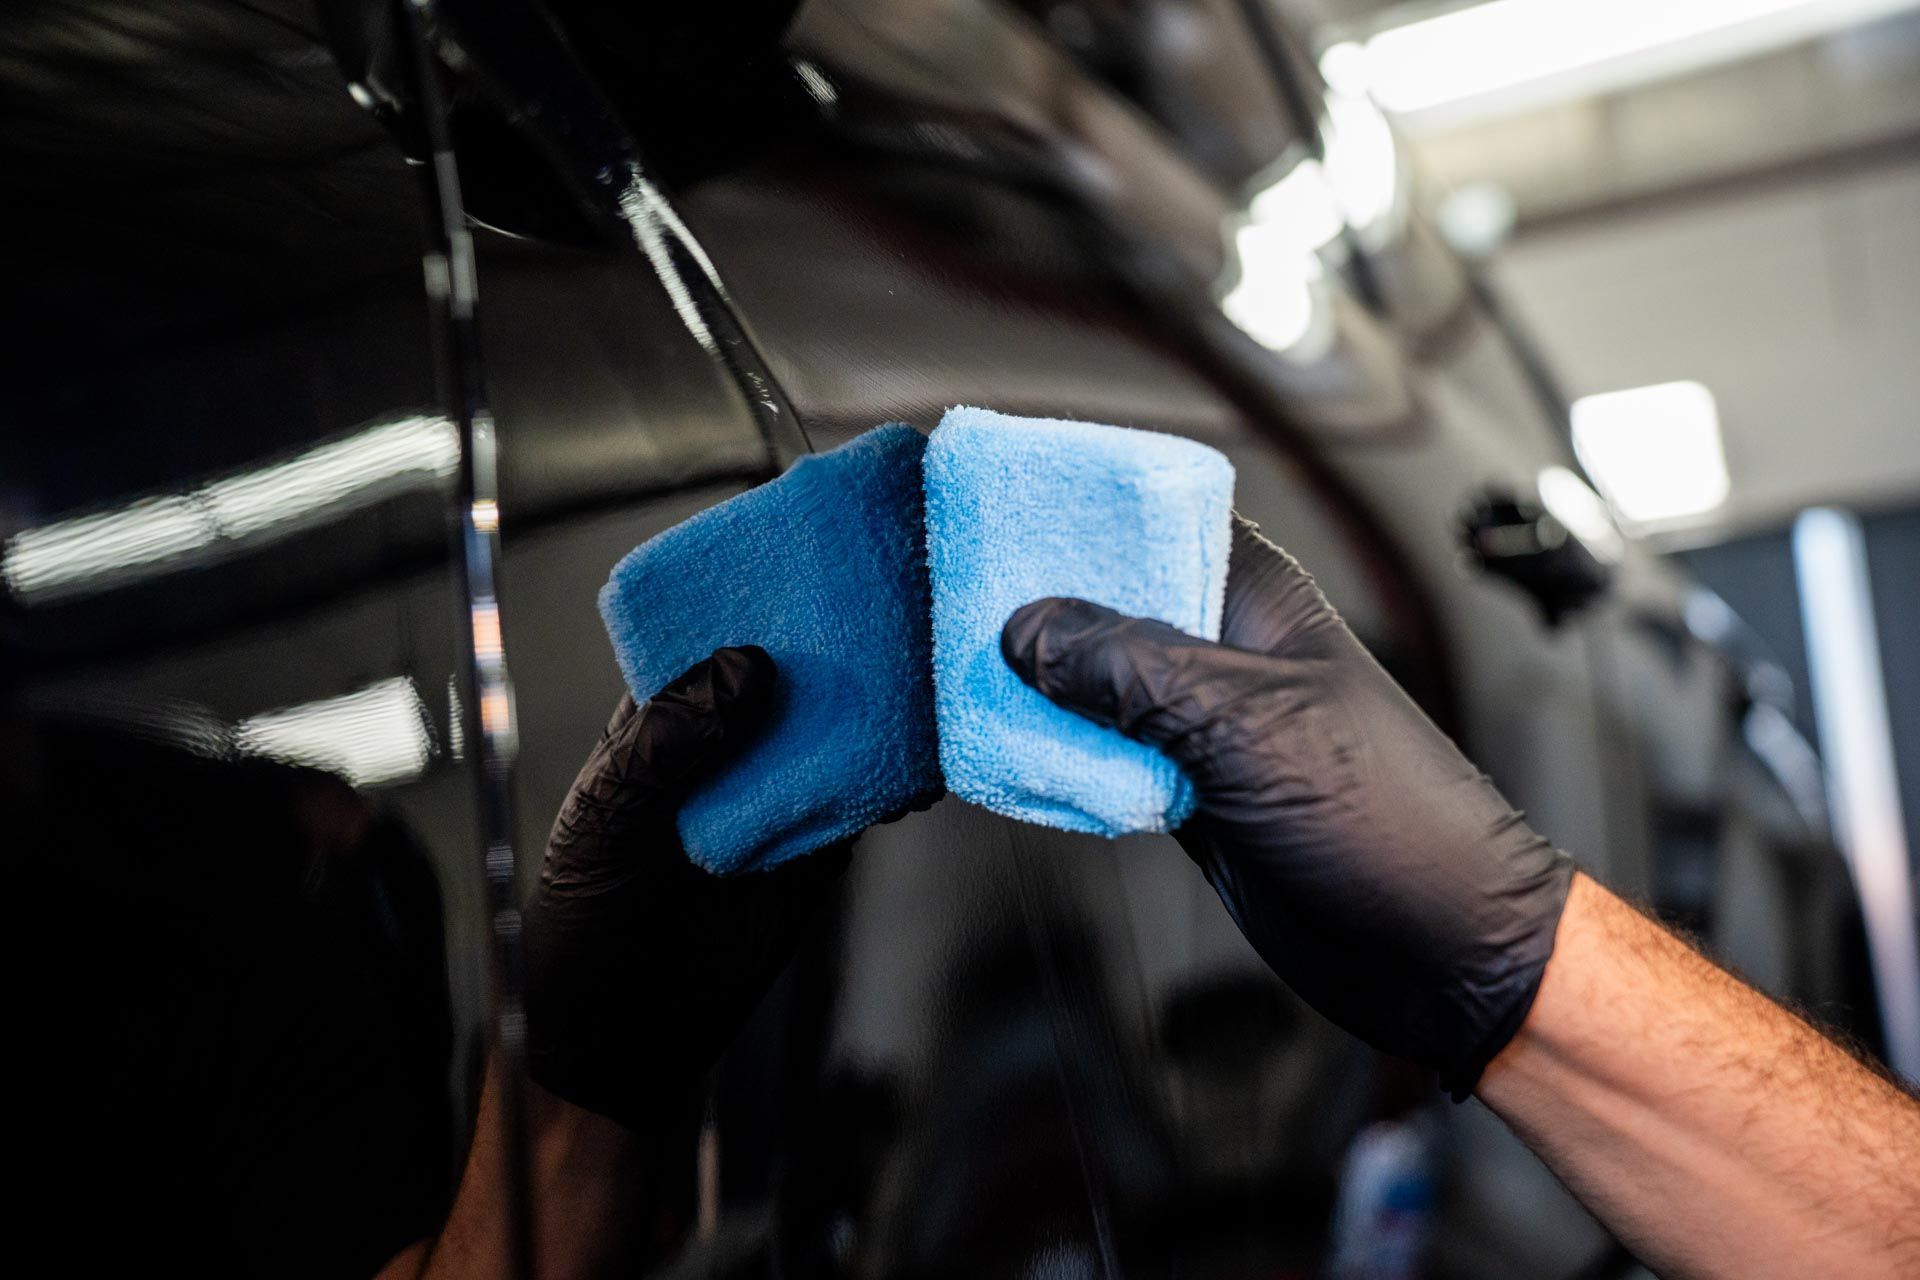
[
  {"x1": 597, "y1": 424, "x2": 940, "y2": 874},
  {"x1": 924, "y1": 406, "x2": 1235, "y2": 836}
]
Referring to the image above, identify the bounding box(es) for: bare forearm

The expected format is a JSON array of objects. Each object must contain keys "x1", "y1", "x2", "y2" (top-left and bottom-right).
[
  {"x1": 375, "y1": 1065, "x2": 646, "y2": 1280},
  {"x1": 1477, "y1": 873, "x2": 1920, "y2": 1279}
]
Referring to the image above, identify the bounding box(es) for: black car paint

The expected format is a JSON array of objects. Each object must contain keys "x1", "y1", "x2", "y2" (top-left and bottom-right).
[{"x1": 1, "y1": 1, "x2": 1874, "y2": 1277}]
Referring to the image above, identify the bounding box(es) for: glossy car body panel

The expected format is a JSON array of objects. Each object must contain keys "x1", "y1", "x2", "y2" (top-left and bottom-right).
[{"x1": 3, "y1": 2, "x2": 1877, "y2": 1277}]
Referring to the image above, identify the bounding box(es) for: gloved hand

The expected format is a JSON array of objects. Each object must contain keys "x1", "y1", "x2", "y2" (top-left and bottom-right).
[
  {"x1": 1002, "y1": 518, "x2": 1575, "y2": 1097},
  {"x1": 523, "y1": 646, "x2": 848, "y2": 1129}
]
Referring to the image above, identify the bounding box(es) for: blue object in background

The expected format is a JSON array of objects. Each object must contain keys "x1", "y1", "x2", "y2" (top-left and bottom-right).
[
  {"x1": 1327, "y1": 1118, "x2": 1438, "y2": 1280},
  {"x1": 924, "y1": 406, "x2": 1235, "y2": 835},
  {"x1": 598, "y1": 425, "x2": 940, "y2": 874}
]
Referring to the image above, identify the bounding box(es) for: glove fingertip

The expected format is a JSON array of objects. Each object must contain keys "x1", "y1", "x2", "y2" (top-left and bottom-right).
[{"x1": 1000, "y1": 598, "x2": 1050, "y2": 682}]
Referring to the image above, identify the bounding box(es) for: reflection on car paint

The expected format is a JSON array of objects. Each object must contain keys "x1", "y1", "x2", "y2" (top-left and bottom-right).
[{"x1": 2, "y1": 2, "x2": 1879, "y2": 1277}]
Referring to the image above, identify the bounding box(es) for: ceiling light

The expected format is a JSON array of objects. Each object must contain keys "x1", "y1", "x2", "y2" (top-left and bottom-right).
[
  {"x1": 1571, "y1": 381, "x2": 1730, "y2": 528},
  {"x1": 1339, "y1": 0, "x2": 1919, "y2": 125}
]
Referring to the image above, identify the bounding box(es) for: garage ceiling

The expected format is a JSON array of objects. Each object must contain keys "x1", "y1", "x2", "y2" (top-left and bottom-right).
[{"x1": 1283, "y1": 0, "x2": 1920, "y2": 542}]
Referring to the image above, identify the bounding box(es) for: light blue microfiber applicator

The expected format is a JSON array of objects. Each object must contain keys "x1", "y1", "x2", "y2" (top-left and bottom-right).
[
  {"x1": 598, "y1": 425, "x2": 941, "y2": 874},
  {"x1": 924, "y1": 406, "x2": 1235, "y2": 835}
]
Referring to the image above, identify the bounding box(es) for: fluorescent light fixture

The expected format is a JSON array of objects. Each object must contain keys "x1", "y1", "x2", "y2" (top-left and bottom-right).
[
  {"x1": 1793, "y1": 508, "x2": 1920, "y2": 1080},
  {"x1": 234, "y1": 676, "x2": 435, "y2": 789},
  {"x1": 1535, "y1": 465, "x2": 1625, "y2": 562},
  {"x1": 1, "y1": 414, "x2": 458, "y2": 605},
  {"x1": 1571, "y1": 381, "x2": 1729, "y2": 528},
  {"x1": 1333, "y1": 0, "x2": 1920, "y2": 127}
]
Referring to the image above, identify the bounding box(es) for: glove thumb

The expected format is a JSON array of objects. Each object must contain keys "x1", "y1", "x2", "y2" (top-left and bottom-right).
[
  {"x1": 625, "y1": 644, "x2": 777, "y2": 802},
  {"x1": 1000, "y1": 597, "x2": 1238, "y2": 769},
  {"x1": 567, "y1": 645, "x2": 777, "y2": 839}
]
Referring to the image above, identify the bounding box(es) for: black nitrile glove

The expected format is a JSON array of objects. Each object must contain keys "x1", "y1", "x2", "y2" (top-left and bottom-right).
[
  {"x1": 1002, "y1": 518, "x2": 1575, "y2": 1097},
  {"x1": 523, "y1": 646, "x2": 849, "y2": 1129}
]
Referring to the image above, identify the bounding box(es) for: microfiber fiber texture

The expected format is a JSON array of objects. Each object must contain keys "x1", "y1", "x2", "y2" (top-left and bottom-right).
[
  {"x1": 924, "y1": 406, "x2": 1235, "y2": 836},
  {"x1": 598, "y1": 425, "x2": 940, "y2": 875}
]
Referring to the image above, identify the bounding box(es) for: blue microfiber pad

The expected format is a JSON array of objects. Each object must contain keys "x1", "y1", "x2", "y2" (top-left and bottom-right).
[
  {"x1": 597, "y1": 425, "x2": 940, "y2": 874},
  {"x1": 924, "y1": 406, "x2": 1235, "y2": 836}
]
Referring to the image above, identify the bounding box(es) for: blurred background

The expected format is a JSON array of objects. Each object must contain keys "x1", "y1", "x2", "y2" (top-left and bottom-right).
[
  {"x1": 1308, "y1": 0, "x2": 1919, "y2": 535},
  {"x1": 3, "y1": 1, "x2": 1916, "y2": 1278},
  {"x1": 1298, "y1": 0, "x2": 1920, "y2": 1074}
]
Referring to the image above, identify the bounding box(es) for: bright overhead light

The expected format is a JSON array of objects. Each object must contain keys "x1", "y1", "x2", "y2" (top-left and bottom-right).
[
  {"x1": 234, "y1": 677, "x2": 435, "y2": 788},
  {"x1": 1571, "y1": 381, "x2": 1730, "y2": 528},
  {"x1": 1, "y1": 414, "x2": 458, "y2": 605},
  {"x1": 1340, "y1": 0, "x2": 1920, "y2": 125}
]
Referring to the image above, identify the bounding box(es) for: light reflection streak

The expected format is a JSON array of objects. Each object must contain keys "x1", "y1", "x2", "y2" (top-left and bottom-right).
[
  {"x1": 479, "y1": 686, "x2": 516, "y2": 753},
  {"x1": 233, "y1": 677, "x2": 435, "y2": 789},
  {"x1": 793, "y1": 60, "x2": 839, "y2": 106},
  {"x1": 618, "y1": 170, "x2": 718, "y2": 356},
  {"x1": 1220, "y1": 221, "x2": 1330, "y2": 357},
  {"x1": 470, "y1": 601, "x2": 503, "y2": 661},
  {"x1": 2, "y1": 414, "x2": 459, "y2": 605},
  {"x1": 1217, "y1": 90, "x2": 1398, "y2": 358},
  {"x1": 1793, "y1": 508, "x2": 1920, "y2": 1080},
  {"x1": 1536, "y1": 465, "x2": 1626, "y2": 564}
]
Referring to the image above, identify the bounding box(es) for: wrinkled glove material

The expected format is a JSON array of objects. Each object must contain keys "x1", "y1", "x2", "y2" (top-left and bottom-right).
[
  {"x1": 523, "y1": 649, "x2": 852, "y2": 1128},
  {"x1": 1003, "y1": 517, "x2": 1575, "y2": 1096}
]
